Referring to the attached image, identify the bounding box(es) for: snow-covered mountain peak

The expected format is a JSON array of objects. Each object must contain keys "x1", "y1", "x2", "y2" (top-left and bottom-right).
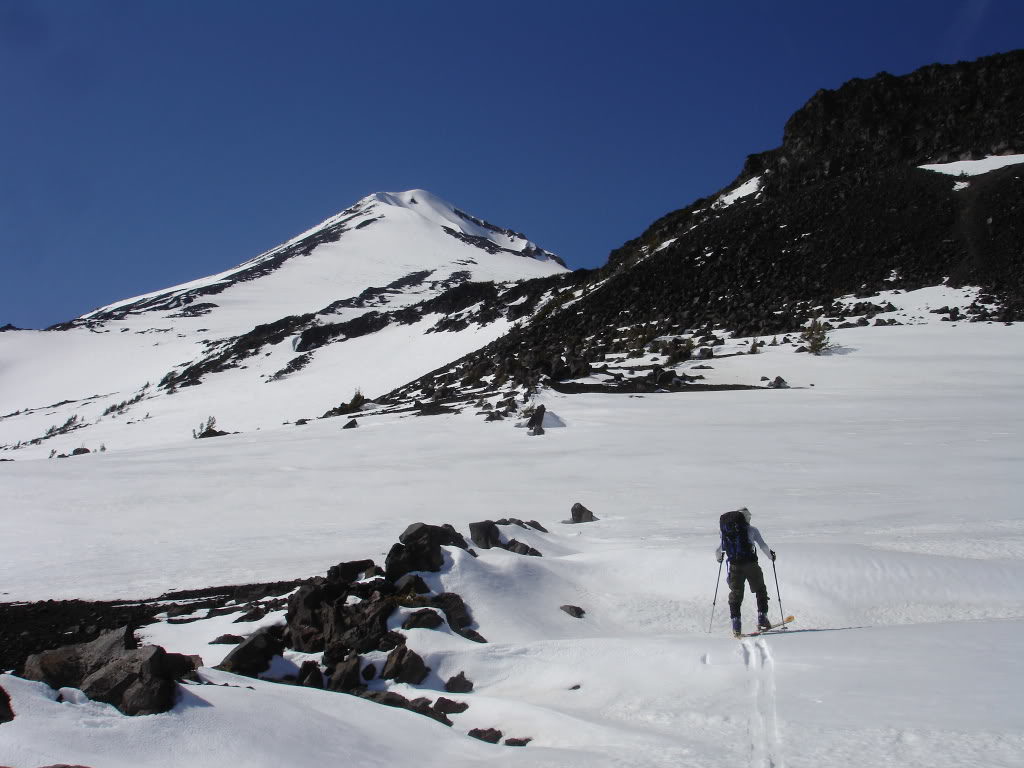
[
  {"x1": 65, "y1": 190, "x2": 564, "y2": 331},
  {"x1": 0, "y1": 188, "x2": 570, "y2": 457}
]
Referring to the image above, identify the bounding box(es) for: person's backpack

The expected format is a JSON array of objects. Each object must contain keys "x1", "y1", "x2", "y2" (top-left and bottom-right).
[{"x1": 720, "y1": 509, "x2": 756, "y2": 563}]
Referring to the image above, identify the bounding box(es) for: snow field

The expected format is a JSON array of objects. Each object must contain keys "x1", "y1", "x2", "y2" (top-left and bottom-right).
[{"x1": 1, "y1": 290, "x2": 1022, "y2": 767}]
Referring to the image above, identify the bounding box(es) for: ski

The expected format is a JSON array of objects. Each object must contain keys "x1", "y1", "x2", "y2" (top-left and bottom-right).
[{"x1": 735, "y1": 615, "x2": 795, "y2": 637}]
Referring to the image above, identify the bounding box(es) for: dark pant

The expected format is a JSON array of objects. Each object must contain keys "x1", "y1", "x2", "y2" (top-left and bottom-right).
[{"x1": 727, "y1": 560, "x2": 769, "y2": 617}]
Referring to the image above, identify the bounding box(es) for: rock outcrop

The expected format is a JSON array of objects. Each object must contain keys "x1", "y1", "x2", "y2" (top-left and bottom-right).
[{"x1": 21, "y1": 626, "x2": 197, "y2": 716}]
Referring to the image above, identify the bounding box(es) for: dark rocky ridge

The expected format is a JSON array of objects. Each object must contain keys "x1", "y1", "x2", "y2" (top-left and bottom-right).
[
  {"x1": 375, "y1": 49, "x2": 1024, "y2": 407},
  {"x1": 742, "y1": 50, "x2": 1024, "y2": 194},
  {"x1": 0, "y1": 580, "x2": 307, "y2": 676}
]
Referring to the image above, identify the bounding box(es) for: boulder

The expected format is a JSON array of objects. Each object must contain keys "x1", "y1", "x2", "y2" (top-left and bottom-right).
[
  {"x1": 505, "y1": 737, "x2": 532, "y2": 747},
  {"x1": 560, "y1": 605, "x2": 586, "y2": 619},
  {"x1": 328, "y1": 654, "x2": 363, "y2": 692},
  {"x1": 385, "y1": 523, "x2": 469, "y2": 580},
  {"x1": 444, "y1": 671, "x2": 474, "y2": 693},
  {"x1": 23, "y1": 625, "x2": 136, "y2": 690},
  {"x1": 286, "y1": 583, "x2": 326, "y2": 652},
  {"x1": 469, "y1": 728, "x2": 503, "y2": 744},
  {"x1": 343, "y1": 419, "x2": 358, "y2": 429},
  {"x1": 80, "y1": 644, "x2": 196, "y2": 716},
  {"x1": 359, "y1": 690, "x2": 411, "y2": 708},
  {"x1": 469, "y1": 520, "x2": 502, "y2": 549},
  {"x1": 433, "y1": 696, "x2": 469, "y2": 715},
  {"x1": 215, "y1": 625, "x2": 285, "y2": 678},
  {"x1": 394, "y1": 573, "x2": 430, "y2": 595},
  {"x1": 381, "y1": 645, "x2": 429, "y2": 685},
  {"x1": 402, "y1": 609, "x2": 444, "y2": 630},
  {"x1": 505, "y1": 540, "x2": 542, "y2": 557},
  {"x1": 232, "y1": 605, "x2": 267, "y2": 623},
  {"x1": 297, "y1": 660, "x2": 324, "y2": 689},
  {"x1": 526, "y1": 520, "x2": 548, "y2": 533},
  {"x1": 567, "y1": 502, "x2": 598, "y2": 524},
  {"x1": 458, "y1": 628, "x2": 488, "y2": 643},
  {"x1": 408, "y1": 696, "x2": 453, "y2": 726},
  {"x1": 0, "y1": 683, "x2": 13, "y2": 723},
  {"x1": 767, "y1": 376, "x2": 789, "y2": 389},
  {"x1": 431, "y1": 593, "x2": 473, "y2": 634},
  {"x1": 209, "y1": 634, "x2": 244, "y2": 645},
  {"x1": 361, "y1": 663, "x2": 377, "y2": 681},
  {"x1": 326, "y1": 559, "x2": 376, "y2": 585}
]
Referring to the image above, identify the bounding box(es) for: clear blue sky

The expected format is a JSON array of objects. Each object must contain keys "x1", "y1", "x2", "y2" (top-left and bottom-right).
[{"x1": 2, "y1": 0, "x2": 1021, "y2": 328}]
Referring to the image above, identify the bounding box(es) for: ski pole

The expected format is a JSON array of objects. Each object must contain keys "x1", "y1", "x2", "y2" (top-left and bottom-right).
[
  {"x1": 707, "y1": 558, "x2": 724, "y2": 633},
  {"x1": 771, "y1": 556, "x2": 785, "y2": 627}
]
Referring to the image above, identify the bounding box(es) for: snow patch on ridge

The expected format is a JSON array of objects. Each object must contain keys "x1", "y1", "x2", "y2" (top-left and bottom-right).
[
  {"x1": 918, "y1": 154, "x2": 1024, "y2": 177},
  {"x1": 713, "y1": 176, "x2": 762, "y2": 209}
]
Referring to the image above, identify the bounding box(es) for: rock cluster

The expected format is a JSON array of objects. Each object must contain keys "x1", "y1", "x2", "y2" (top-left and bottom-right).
[{"x1": 8, "y1": 518, "x2": 552, "y2": 744}]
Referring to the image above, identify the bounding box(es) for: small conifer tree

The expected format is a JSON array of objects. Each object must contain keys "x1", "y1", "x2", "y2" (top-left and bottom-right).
[{"x1": 801, "y1": 319, "x2": 831, "y2": 355}]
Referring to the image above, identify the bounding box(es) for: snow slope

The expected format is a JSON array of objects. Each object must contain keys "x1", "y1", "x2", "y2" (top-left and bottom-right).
[
  {"x1": 0, "y1": 190, "x2": 566, "y2": 457},
  {"x1": 1, "y1": 296, "x2": 1021, "y2": 767}
]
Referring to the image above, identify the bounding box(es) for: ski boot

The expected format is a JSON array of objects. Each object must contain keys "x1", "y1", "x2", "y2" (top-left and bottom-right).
[
  {"x1": 731, "y1": 616, "x2": 742, "y2": 638},
  {"x1": 757, "y1": 612, "x2": 772, "y2": 632}
]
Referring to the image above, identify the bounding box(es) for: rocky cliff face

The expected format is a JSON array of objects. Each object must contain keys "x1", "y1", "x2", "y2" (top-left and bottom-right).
[
  {"x1": 743, "y1": 50, "x2": 1024, "y2": 192},
  {"x1": 379, "y1": 50, "x2": 1024, "y2": 407}
]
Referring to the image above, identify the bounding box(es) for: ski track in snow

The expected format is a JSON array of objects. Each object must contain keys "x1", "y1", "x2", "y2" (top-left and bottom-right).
[{"x1": 743, "y1": 638, "x2": 784, "y2": 768}]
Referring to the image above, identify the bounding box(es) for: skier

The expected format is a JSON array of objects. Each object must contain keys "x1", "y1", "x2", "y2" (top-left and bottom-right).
[{"x1": 716, "y1": 507, "x2": 776, "y2": 637}]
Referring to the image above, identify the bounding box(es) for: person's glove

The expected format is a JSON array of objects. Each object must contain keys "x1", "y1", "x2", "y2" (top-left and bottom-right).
[
  {"x1": 769, "y1": 550, "x2": 776, "y2": 561},
  {"x1": 716, "y1": 552, "x2": 724, "y2": 563}
]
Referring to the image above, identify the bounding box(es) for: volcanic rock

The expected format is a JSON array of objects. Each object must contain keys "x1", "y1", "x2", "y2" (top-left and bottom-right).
[
  {"x1": 469, "y1": 728, "x2": 503, "y2": 744},
  {"x1": 469, "y1": 520, "x2": 502, "y2": 549},
  {"x1": 402, "y1": 609, "x2": 444, "y2": 630},
  {"x1": 381, "y1": 645, "x2": 429, "y2": 685},
  {"x1": 0, "y1": 683, "x2": 13, "y2": 723},
  {"x1": 568, "y1": 502, "x2": 598, "y2": 524},
  {"x1": 215, "y1": 625, "x2": 285, "y2": 677},
  {"x1": 444, "y1": 671, "x2": 474, "y2": 693}
]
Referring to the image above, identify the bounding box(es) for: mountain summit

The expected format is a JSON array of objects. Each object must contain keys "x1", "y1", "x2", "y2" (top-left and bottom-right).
[{"x1": 65, "y1": 189, "x2": 563, "y2": 333}]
